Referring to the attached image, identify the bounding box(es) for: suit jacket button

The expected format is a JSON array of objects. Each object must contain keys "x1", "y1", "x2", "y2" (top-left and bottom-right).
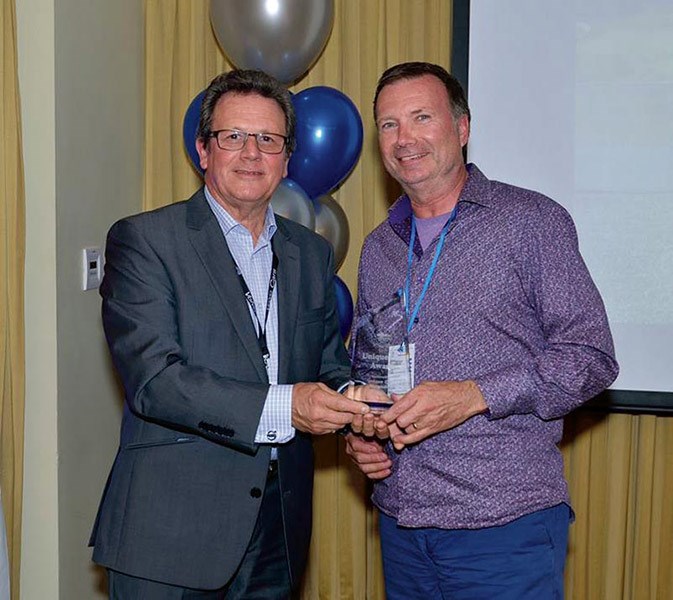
[{"x1": 250, "y1": 487, "x2": 262, "y2": 498}]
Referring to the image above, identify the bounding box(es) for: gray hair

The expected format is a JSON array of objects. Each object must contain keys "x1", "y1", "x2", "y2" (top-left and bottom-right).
[{"x1": 197, "y1": 69, "x2": 296, "y2": 156}]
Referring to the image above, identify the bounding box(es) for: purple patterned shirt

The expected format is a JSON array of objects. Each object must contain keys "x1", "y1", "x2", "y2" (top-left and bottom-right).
[{"x1": 355, "y1": 164, "x2": 618, "y2": 529}]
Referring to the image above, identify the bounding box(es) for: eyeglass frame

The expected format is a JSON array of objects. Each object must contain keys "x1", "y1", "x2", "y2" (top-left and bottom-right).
[{"x1": 208, "y1": 128, "x2": 288, "y2": 155}]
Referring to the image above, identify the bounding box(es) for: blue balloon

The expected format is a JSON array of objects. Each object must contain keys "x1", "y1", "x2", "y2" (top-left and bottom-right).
[
  {"x1": 289, "y1": 86, "x2": 363, "y2": 200},
  {"x1": 183, "y1": 90, "x2": 206, "y2": 176},
  {"x1": 333, "y1": 276, "x2": 354, "y2": 341}
]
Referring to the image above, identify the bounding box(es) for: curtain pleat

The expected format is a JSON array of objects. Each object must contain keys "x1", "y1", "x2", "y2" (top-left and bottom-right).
[
  {"x1": 144, "y1": 0, "x2": 233, "y2": 211},
  {"x1": 0, "y1": 0, "x2": 26, "y2": 597}
]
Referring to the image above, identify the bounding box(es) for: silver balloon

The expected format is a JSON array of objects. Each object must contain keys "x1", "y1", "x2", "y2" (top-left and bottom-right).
[
  {"x1": 210, "y1": 0, "x2": 334, "y2": 84},
  {"x1": 314, "y1": 194, "x2": 349, "y2": 270},
  {"x1": 270, "y1": 179, "x2": 315, "y2": 230}
]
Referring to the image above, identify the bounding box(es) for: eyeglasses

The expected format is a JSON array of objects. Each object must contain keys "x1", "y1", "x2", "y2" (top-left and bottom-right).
[{"x1": 209, "y1": 129, "x2": 287, "y2": 154}]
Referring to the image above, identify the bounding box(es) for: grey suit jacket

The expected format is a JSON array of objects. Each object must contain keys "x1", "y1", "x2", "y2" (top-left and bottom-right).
[{"x1": 90, "y1": 189, "x2": 351, "y2": 590}]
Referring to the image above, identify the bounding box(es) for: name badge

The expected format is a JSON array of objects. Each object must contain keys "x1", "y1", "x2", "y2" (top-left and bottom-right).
[{"x1": 387, "y1": 343, "x2": 415, "y2": 395}]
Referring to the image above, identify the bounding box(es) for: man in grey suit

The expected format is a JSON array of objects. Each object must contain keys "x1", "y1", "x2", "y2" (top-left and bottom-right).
[{"x1": 90, "y1": 69, "x2": 367, "y2": 599}]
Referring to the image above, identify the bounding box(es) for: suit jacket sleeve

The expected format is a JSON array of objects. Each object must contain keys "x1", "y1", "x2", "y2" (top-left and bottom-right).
[{"x1": 101, "y1": 217, "x2": 268, "y2": 454}]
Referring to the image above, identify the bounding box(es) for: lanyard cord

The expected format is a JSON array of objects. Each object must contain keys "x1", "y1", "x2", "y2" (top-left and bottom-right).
[
  {"x1": 233, "y1": 252, "x2": 279, "y2": 367},
  {"x1": 403, "y1": 207, "x2": 457, "y2": 334}
]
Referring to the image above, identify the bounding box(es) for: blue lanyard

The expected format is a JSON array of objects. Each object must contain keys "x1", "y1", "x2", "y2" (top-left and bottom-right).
[{"x1": 403, "y1": 208, "x2": 457, "y2": 334}]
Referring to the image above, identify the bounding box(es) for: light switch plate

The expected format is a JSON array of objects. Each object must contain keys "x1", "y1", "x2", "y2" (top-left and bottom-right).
[{"x1": 82, "y1": 247, "x2": 102, "y2": 291}]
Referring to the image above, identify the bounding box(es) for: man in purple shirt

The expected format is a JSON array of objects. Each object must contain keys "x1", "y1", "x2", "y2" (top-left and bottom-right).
[{"x1": 345, "y1": 62, "x2": 618, "y2": 599}]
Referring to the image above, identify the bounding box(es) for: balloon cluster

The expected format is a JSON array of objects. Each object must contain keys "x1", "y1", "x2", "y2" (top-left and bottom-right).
[{"x1": 182, "y1": 0, "x2": 359, "y2": 339}]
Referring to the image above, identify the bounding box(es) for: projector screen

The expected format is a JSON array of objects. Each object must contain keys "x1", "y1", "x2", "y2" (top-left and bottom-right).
[{"x1": 466, "y1": 0, "x2": 673, "y2": 400}]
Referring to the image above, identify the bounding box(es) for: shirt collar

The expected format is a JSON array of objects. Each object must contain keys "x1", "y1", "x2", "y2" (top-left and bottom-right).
[
  {"x1": 203, "y1": 185, "x2": 278, "y2": 244},
  {"x1": 388, "y1": 163, "x2": 493, "y2": 226}
]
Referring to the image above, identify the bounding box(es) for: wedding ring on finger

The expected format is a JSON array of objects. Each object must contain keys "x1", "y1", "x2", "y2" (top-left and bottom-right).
[{"x1": 411, "y1": 422, "x2": 419, "y2": 430}]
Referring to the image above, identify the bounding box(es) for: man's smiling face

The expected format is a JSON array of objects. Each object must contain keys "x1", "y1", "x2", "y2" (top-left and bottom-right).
[
  {"x1": 375, "y1": 74, "x2": 469, "y2": 201},
  {"x1": 197, "y1": 92, "x2": 289, "y2": 217}
]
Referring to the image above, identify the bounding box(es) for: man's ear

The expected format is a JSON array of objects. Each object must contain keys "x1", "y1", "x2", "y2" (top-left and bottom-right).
[
  {"x1": 196, "y1": 137, "x2": 209, "y2": 172},
  {"x1": 458, "y1": 114, "x2": 470, "y2": 148}
]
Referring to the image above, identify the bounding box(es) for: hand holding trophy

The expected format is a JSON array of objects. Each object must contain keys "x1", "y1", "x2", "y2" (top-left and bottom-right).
[{"x1": 345, "y1": 382, "x2": 391, "y2": 437}]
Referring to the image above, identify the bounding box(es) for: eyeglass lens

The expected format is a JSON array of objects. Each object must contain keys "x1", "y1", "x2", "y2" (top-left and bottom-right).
[{"x1": 214, "y1": 129, "x2": 285, "y2": 154}]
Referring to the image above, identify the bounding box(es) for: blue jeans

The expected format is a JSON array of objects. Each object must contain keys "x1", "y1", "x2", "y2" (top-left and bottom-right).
[{"x1": 379, "y1": 503, "x2": 570, "y2": 600}]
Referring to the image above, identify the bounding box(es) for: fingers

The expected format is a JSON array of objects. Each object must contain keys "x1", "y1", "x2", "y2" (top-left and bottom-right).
[
  {"x1": 388, "y1": 424, "x2": 429, "y2": 448},
  {"x1": 292, "y1": 382, "x2": 370, "y2": 435},
  {"x1": 352, "y1": 412, "x2": 395, "y2": 438},
  {"x1": 360, "y1": 466, "x2": 392, "y2": 480},
  {"x1": 372, "y1": 420, "x2": 392, "y2": 440},
  {"x1": 394, "y1": 409, "x2": 420, "y2": 432},
  {"x1": 377, "y1": 388, "x2": 419, "y2": 424},
  {"x1": 350, "y1": 413, "x2": 365, "y2": 434},
  {"x1": 391, "y1": 391, "x2": 428, "y2": 431},
  {"x1": 335, "y1": 393, "x2": 371, "y2": 416},
  {"x1": 351, "y1": 412, "x2": 378, "y2": 436},
  {"x1": 386, "y1": 421, "x2": 408, "y2": 450},
  {"x1": 344, "y1": 434, "x2": 392, "y2": 480},
  {"x1": 344, "y1": 433, "x2": 385, "y2": 454},
  {"x1": 378, "y1": 384, "x2": 441, "y2": 430}
]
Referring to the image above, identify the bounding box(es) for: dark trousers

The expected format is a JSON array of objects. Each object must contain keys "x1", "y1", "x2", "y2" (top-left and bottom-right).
[
  {"x1": 108, "y1": 466, "x2": 292, "y2": 599},
  {"x1": 379, "y1": 503, "x2": 571, "y2": 600}
]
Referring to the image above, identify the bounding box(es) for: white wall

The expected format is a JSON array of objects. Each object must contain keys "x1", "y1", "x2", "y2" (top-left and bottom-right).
[
  {"x1": 18, "y1": 0, "x2": 59, "y2": 596},
  {"x1": 18, "y1": 0, "x2": 144, "y2": 597},
  {"x1": 468, "y1": 0, "x2": 673, "y2": 393}
]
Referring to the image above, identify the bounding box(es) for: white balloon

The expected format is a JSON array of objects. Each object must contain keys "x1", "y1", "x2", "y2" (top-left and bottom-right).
[
  {"x1": 210, "y1": 0, "x2": 334, "y2": 84},
  {"x1": 270, "y1": 179, "x2": 315, "y2": 230},
  {"x1": 314, "y1": 194, "x2": 349, "y2": 270}
]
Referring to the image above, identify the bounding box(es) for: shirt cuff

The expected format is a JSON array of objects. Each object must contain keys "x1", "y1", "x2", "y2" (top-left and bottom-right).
[
  {"x1": 474, "y1": 365, "x2": 535, "y2": 419},
  {"x1": 254, "y1": 384, "x2": 295, "y2": 444}
]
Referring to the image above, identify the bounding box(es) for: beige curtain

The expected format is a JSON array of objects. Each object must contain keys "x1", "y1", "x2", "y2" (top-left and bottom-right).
[
  {"x1": 144, "y1": 2, "x2": 673, "y2": 599},
  {"x1": 563, "y1": 411, "x2": 673, "y2": 600},
  {"x1": 144, "y1": 0, "x2": 234, "y2": 210},
  {"x1": 0, "y1": 0, "x2": 25, "y2": 598}
]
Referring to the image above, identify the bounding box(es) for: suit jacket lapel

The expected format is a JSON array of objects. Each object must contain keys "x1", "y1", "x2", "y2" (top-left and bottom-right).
[
  {"x1": 273, "y1": 219, "x2": 300, "y2": 383},
  {"x1": 185, "y1": 191, "x2": 268, "y2": 382}
]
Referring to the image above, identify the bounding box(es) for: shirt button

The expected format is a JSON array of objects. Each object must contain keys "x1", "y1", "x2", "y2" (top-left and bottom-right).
[
  {"x1": 266, "y1": 430, "x2": 277, "y2": 441},
  {"x1": 250, "y1": 487, "x2": 262, "y2": 498}
]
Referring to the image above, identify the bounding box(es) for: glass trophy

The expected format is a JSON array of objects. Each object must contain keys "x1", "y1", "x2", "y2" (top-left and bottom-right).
[{"x1": 349, "y1": 292, "x2": 413, "y2": 412}]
